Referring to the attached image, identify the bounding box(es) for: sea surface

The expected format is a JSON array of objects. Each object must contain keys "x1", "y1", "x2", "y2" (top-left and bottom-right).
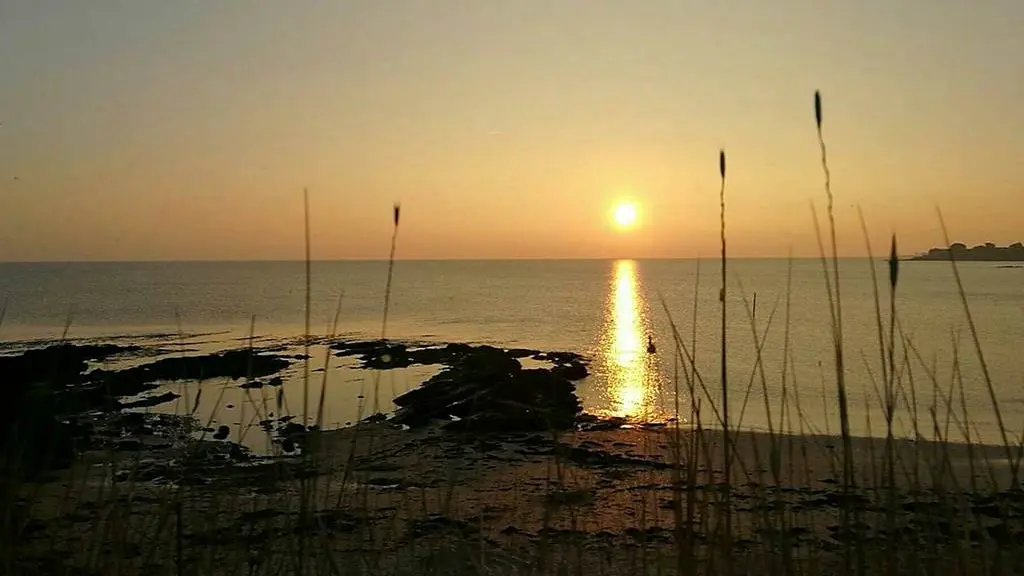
[{"x1": 2, "y1": 259, "x2": 1022, "y2": 447}]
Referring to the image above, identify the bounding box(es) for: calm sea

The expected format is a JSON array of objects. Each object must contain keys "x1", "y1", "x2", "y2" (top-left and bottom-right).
[{"x1": 2, "y1": 259, "x2": 1022, "y2": 446}]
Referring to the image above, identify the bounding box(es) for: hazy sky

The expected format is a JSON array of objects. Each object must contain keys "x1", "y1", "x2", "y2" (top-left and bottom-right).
[{"x1": 1, "y1": 1, "x2": 1021, "y2": 261}]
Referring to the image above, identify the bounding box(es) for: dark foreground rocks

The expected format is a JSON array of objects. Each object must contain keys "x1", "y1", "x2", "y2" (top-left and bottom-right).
[
  {"x1": 330, "y1": 339, "x2": 591, "y2": 433},
  {"x1": 332, "y1": 339, "x2": 590, "y2": 382},
  {"x1": 87, "y1": 348, "x2": 291, "y2": 400},
  {"x1": 1, "y1": 343, "x2": 140, "y2": 388},
  {"x1": 1, "y1": 344, "x2": 138, "y2": 477},
  {"x1": 1, "y1": 343, "x2": 294, "y2": 478},
  {"x1": 389, "y1": 345, "x2": 583, "y2": 432}
]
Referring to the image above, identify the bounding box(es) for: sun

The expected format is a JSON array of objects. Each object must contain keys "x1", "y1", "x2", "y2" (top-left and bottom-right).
[{"x1": 612, "y1": 202, "x2": 638, "y2": 230}]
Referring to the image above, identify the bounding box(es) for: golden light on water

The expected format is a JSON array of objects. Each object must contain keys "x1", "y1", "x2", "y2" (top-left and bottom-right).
[{"x1": 601, "y1": 259, "x2": 658, "y2": 419}]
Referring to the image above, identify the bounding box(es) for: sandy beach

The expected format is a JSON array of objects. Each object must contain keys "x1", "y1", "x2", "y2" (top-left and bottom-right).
[
  {"x1": 15, "y1": 417, "x2": 1024, "y2": 575},
  {"x1": 4, "y1": 337, "x2": 1023, "y2": 575}
]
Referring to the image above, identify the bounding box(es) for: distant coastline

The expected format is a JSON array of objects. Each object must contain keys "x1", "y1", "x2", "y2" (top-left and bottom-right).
[{"x1": 910, "y1": 242, "x2": 1024, "y2": 261}]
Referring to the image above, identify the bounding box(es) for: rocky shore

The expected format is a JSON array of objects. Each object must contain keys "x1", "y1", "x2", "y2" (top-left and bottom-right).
[
  {"x1": 1, "y1": 337, "x2": 592, "y2": 478},
  {"x1": 5, "y1": 337, "x2": 1024, "y2": 575}
]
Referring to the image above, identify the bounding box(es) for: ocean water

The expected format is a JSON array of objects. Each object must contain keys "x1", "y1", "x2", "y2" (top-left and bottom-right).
[{"x1": 1, "y1": 259, "x2": 1022, "y2": 446}]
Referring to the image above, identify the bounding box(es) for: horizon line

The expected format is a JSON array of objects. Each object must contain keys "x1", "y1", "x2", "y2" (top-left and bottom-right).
[{"x1": 0, "y1": 255, "x2": 920, "y2": 265}]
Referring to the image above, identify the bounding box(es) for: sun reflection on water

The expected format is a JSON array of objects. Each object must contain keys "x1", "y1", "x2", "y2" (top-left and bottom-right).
[{"x1": 600, "y1": 259, "x2": 660, "y2": 419}]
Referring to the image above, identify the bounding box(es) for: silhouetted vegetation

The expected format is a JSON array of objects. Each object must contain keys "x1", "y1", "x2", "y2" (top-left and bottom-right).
[{"x1": 911, "y1": 242, "x2": 1024, "y2": 261}]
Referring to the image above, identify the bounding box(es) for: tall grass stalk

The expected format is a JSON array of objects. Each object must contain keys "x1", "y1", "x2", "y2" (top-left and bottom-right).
[
  {"x1": 813, "y1": 90, "x2": 858, "y2": 574},
  {"x1": 316, "y1": 291, "x2": 345, "y2": 430},
  {"x1": 298, "y1": 187, "x2": 314, "y2": 576},
  {"x1": 340, "y1": 203, "x2": 402, "y2": 529},
  {"x1": 716, "y1": 149, "x2": 733, "y2": 563},
  {"x1": 937, "y1": 210, "x2": 1018, "y2": 488},
  {"x1": 856, "y1": 208, "x2": 901, "y2": 572},
  {"x1": 886, "y1": 236, "x2": 899, "y2": 528},
  {"x1": 374, "y1": 202, "x2": 402, "y2": 416},
  {"x1": 303, "y1": 188, "x2": 313, "y2": 426}
]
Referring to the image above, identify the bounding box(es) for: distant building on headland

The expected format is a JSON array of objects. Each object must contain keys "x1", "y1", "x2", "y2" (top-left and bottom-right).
[{"x1": 910, "y1": 242, "x2": 1024, "y2": 261}]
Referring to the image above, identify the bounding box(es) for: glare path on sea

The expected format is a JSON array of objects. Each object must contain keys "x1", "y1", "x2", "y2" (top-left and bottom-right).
[{"x1": 600, "y1": 260, "x2": 665, "y2": 420}]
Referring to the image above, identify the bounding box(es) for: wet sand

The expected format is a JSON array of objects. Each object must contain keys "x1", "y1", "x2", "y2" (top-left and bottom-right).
[{"x1": 15, "y1": 419, "x2": 1024, "y2": 575}]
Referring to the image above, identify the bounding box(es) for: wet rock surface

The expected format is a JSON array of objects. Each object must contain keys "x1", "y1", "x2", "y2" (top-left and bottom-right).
[
  {"x1": 389, "y1": 344, "x2": 583, "y2": 432},
  {"x1": 239, "y1": 376, "x2": 283, "y2": 389},
  {"x1": 1, "y1": 344, "x2": 140, "y2": 476},
  {"x1": 1, "y1": 343, "x2": 295, "y2": 477},
  {"x1": 331, "y1": 339, "x2": 592, "y2": 433},
  {"x1": 4, "y1": 337, "x2": 594, "y2": 480},
  {"x1": 87, "y1": 348, "x2": 291, "y2": 399},
  {"x1": 116, "y1": 391, "x2": 181, "y2": 410},
  {"x1": 332, "y1": 339, "x2": 590, "y2": 381},
  {"x1": 1, "y1": 343, "x2": 140, "y2": 388}
]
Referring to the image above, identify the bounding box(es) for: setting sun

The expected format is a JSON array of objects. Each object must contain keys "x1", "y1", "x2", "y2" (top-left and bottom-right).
[{"x1": 612, "y1": 203, "x2": 638, "y2": 230}]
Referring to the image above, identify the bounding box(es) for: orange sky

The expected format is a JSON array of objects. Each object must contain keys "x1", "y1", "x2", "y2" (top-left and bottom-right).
[{"x1": 1, "y1": 1, "x2": 1021, "y2": 261}]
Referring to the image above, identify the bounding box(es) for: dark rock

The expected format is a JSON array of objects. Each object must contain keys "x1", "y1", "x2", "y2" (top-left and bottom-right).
[
  {"x1": 408, "y1": 516, "x2": 474, "y2": 538},
  {"x1": 332, "y1": 339, "x2": 390, "y2": 357},
  {"x1": 807, "y1": 491, "x2": 869, "y2": 509},
  {"x1": 213, "y1": 425, "x2": 230, "y2": 440},
  {"x1": 552, "y1": 361, "x2": 589, "y2": 381},
  {"x1": 330, "y1": 340, "x2": 593, "y2": 434},
  {"x1": 117, "y1": 391, "x2": 180, "y2": 409},
  {"x1": 391, "y1": 345, "x2": 581, "y2": 432},
  {"x1": 334, "y1": 339, "x2": 568, "y2": 374},
  {"x1": 0, "y1": 343, "x2": 139, "y2": 477},
  {"x1": 0, "y1": 343, "x2": 138, "y2": 389},
  {"x1": 229, "y1": 444, "x2": 249, "y2": 461},
  {"x1": 577, "y1": 414, "x2": 628, "y2": 431},
  {"x1": 365, "y1": 477, "x2": 403, "y2": 487},
  {"x1": 625, "y1": 526, "x2": 671, "y2": 543},
  {"x1": 361, "y1": 344, "x2": 412, "y2": 369},
  {"x1": 114, "y1": 438, "x2": 143, "y2": 451},
  {"x1": 240, "y1": 376, "x2": 283, "y2": 389},
  {"x1": 0, "y1": 346, "x2": 290, "y2": 476},
  {"x1": 561, "y1": 445, "x2": 672, "y2": 470},
  {"x1": 90, "y1": 349, "x2": 291, "y2": 398},
  {"x1": 280, "y1": 422, "x2": 306, "y2": 436},
  {"x1": 532, "y1": 351, "x2": 585, "y2": 365},
  {"x1": 333, "y1": 340, "x2": 417, "y2": 369},
  {"x1": 519, "y1": 435, "x2": 549, "y2": 448}
]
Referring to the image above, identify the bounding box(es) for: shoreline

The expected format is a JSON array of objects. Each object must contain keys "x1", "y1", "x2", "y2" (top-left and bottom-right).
[
  {"x1": 1, "y1": 332, "x2": 1014, "y2": 452},
  {"x1": 16, "y1": 418, "x2": 1024, "y2": 574},
  {"x1": 6, "y1": 335, "x2": 1024, "y2": 574}
]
